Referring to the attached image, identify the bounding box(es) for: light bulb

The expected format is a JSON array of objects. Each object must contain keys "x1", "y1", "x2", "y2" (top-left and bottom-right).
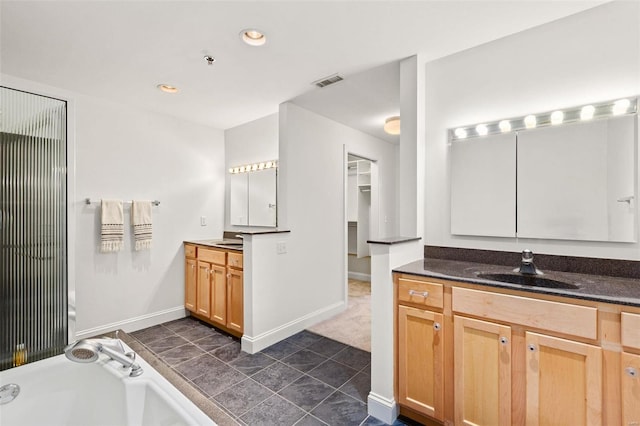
[
  {"x1": 613, "y1": 99, "x2": 631, "y2": 115},
  {"x1": 454, "y1": 128, "x2": 467, "y2": 139},
  {"x1": 550, "y1": 110, "x2": 564, "y2": 125},
  {"x1": 228, "y1": 168, "x2": 234, "y2": 173},
  {"x1": 258, "y1": 163, "x2": 265, "y2": 169},
  {"x1": 580, "y1": 105, "x2": 595, "y2": 120},
  {"x1": 498, "y1": 120, "x2": 511, "y2": 133},
  {"x1": 524, "y1": 115, "x2": 537, "y2": 129},
  {"x1": 476, "y1": 124, "x2": 488, "y2": 136}
]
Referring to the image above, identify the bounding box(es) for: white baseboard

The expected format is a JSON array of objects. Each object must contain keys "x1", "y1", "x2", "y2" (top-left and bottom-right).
[
  {"x1": 74, "y1": 306, "x2": 187, "y2": 340},
  {"x1": 367, "y1": 392, "x2": 398, "y2": 425},
  {"x1": 242, "y1": 300, "x2": 346, "y2": 354},
  {"x1": 348, "y1": 271, "x2": 371, "y2": 282}
]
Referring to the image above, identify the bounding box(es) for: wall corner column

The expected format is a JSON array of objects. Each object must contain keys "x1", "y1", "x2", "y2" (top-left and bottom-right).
[{"x1": 367, "y1": 237, "x2": 423, "y2": 424}]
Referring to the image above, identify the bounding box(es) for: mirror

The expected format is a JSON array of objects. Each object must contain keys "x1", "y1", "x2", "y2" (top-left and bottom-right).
[
  {"x1": 450, "y1": 114, "x2": 637, "y2": 242},
  {"x1": 230, "y1": 168, "x2": 277, "y2": 227},
  {"x1": 518, "y1": 115, "x2": 636, "y2": 242}
]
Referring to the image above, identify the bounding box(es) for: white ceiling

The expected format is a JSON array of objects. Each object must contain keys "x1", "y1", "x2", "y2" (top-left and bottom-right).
[{"x1": 1, "y1": 1, "x2": 605, "y2": 137}]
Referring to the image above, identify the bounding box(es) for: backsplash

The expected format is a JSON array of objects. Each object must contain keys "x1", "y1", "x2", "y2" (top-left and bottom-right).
[{"x1": 424, "y1": 246, "x2": 640, "y2": 280}]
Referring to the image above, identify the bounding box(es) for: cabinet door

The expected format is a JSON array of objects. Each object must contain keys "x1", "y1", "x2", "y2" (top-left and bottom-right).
[
  {"x1": 525, "y1": 332, "x2": 602, "y2": 425},
  {"x1": 622, "y1": 352, "x2": 640, "y2": 425},
  {"x1": 454, "y1": 316, "x2": 511, "y2": 426},
  {"x1": 397, "y1": 305, "x2": 444, "y2": 420},
  {"x1": 226, "y1": 268, "x2": 243, "y2": 333},
  {"x1": 210, "y1": 264, "x2": 227, "y2": 326},
  {"x1": 196, "y1": 261, "x2": 211, "y2": 317},
  {"x1": 185, "y1": 258, "x2": 197, "y2": 312}
]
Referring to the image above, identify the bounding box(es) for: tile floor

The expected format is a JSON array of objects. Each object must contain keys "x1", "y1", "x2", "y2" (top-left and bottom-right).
[{"x1": 131, "y1": 316, "x2": 419, "y2": 426}]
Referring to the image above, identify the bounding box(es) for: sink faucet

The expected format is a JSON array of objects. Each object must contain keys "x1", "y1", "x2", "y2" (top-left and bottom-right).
[{"x1": 515, "y1": 249, "x2": 543, "y2": 275}]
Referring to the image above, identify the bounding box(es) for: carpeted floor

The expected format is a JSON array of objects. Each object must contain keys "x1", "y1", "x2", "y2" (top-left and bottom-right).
[{"x1": 308, "y1": 279, "x2": 371, "y2": 352}]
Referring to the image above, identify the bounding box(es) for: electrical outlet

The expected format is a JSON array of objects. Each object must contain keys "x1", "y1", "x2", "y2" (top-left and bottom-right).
[
  {"x1": 276, "y1": 241, "x2": 287, "y2": 254},
  {"x1": 200, "y1": 216, "x2": 207, "y2": 226}
]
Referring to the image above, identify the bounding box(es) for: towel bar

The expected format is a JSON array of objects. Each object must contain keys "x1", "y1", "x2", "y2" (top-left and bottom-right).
[{"x1": 84, "y1": 198, "x2": 160, "y2": 206}]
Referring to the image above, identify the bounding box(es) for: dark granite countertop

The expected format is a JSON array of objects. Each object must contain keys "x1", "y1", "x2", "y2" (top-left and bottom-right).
[
  {"x1": 367, "y1": 236, "x2": 421, "y2": 245},
  {"x1": 395, "y1": 258, "x2": 640, "y2": 307},
  {"x1": 184, "y1": 239, "x2": 243, "y2": 252}
]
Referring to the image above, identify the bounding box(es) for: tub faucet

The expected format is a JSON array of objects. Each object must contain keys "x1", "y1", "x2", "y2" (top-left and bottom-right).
[
  {"x1": 516, "y1": 249, "x2": 543, "y2": 275},
  {"x1": 64, "y1": 335, "x2": 143, "y2": 377}
]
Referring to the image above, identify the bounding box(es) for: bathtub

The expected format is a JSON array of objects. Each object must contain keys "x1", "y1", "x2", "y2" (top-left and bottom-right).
[{"x1": 0, "y1": 343, "x2": 215, "y2": 426}]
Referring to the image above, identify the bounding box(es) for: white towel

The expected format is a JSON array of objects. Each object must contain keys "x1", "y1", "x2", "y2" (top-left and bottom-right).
[
  {"x1": 132, "y1": 200, "x2": 153, "y2": 251},
  {"x1": 101, "y1": 200, "x2": 124, "y2": 252}
]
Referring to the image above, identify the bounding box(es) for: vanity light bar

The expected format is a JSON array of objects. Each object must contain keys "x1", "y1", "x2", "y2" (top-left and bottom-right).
[
  {"x1": 228, "y1": 160, "x2": 277, "y2": 174},
  {"x1": 449, "y1": 96, "x2": 638, "y2": 141}
]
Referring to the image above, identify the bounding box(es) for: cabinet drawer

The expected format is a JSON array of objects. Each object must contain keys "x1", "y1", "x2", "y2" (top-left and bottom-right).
[
  {"x1": 184, "y1": 244, "x2": 196, "y2": 258},
  {"x1": 452, "y1": 287, "x2": 597, "y2": 340},
  {"x1": 228, "y1": 252, "x2": 243, "y2": 269},
  {"x1": 398, "y1": 278, "x2": 444, "y2": 309},
  {"x1": 622, "y1": 312, "x2": 640, "y2": 349},
  {"x1": 198, "y1": 248, "x2": 226, "y2": 265}
]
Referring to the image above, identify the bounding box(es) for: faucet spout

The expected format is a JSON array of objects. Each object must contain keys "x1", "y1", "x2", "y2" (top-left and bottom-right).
[{"x1": 515, "y1": 249, "x2": 543, "y2": 275}]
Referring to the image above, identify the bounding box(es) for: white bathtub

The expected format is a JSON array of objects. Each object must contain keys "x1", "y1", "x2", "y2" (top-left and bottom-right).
[{"x1": 0, "y1": 343, "x2": 216, "y2": 426}]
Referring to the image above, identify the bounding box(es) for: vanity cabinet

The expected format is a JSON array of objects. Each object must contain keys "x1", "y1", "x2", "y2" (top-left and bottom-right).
[
  {"x1": 621, "y1": 312, "x2": 640, "y2": 425},
  {"x1": 184, "y1": 244, "x2": 244, "y2": 337},
  {"x1": 396, "y1": 277, "x2": 445, "y2": 421},
  {"x1": 453, "y1": 316, "x2": 511, "y2": 426},
  {"x1": 184, "y1": 244, "x2": 197, "y2": 312},
  {"x1": 394, "y1": 273, "x2": 625, "y2": 426}
]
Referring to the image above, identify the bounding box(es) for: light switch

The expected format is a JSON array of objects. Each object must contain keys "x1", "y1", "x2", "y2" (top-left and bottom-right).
[
  {"x1": 276, "y1": 241, "x2": 287, "y2": 254},
  {"x1": 200, "y1": 216, "x2": 207, "y2": 226}
]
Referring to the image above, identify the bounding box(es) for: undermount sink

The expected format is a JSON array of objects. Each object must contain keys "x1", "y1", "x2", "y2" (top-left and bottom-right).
[{"x1": 476, "y1": 273, "x2": 579, "y2": 290}]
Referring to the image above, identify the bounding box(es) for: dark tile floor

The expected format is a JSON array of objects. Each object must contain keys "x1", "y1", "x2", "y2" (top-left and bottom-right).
[{"x1": 131, "y1": 316, "x2": 419, "y2": 426}]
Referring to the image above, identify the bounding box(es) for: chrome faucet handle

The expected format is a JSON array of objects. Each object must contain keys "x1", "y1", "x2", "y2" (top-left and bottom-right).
[{"x1": 521, "y1": 249, "x2": 534, "y2": 263}]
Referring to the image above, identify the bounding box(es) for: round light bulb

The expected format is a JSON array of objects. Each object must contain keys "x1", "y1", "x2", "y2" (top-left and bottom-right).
[
  {"x1": 258, "y1": 163, "x2": 265, "y2": 169},
  {"x1": 550, "y1": 110, "x2": 564, "y2": 125},
  {"x1": 241, "y1": 29, "x2": 266, "y2": 46},
  {"x1": 580, "y1": 105, "x2": 595, "y2": 120},
  {"x1": 454, "y1": 128, "x2": 467, "y2": 139},
  {"x1": 613, "y1": 98, "x2": 631, "y2": 115},
  {"x1": 524, "y1": 115, "x2": 537, "y2": 129},
  {"x1": 476, "y1": 124, "x2": 488, "y2": 136},
  {"x1": 498, "y1": 120, "x2": 511, "y2": 133},
  {"x1": 228, "y1": 168, "x2": 234, "y2": 174}
]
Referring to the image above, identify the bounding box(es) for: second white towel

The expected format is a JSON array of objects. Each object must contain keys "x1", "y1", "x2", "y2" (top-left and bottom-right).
[{"x1": 132, "y1": 200, "x2": 153, "y2": 251}]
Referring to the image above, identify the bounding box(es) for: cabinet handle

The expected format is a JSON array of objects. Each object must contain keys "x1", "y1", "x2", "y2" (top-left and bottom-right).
[
  {"x1": 227, "y1": 273, "x2": 231, "y2": 279},
  {"x1": 205, "y1": 268, "x2": 209, "y2": 274},
  {"x1": 433, "y1": 322, "x2": 441, "y2": 331},
  {"x1": 409, "y1": 290, "x2": 429, "y2": 298},
  {"x1": 527, "y1": 344, "x2": 536, "y2": 352},
  {"x1": 210, "y1": 270, "x2": 214, "y2": 275},
  {"x1": 500, "y1": 336, "x2": 509, "y2": 345},
  {"x1": 626, "y1": 367, "x2": 638, "y2": 378}
]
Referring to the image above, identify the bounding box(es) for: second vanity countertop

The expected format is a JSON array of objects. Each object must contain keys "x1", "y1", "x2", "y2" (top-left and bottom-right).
[
  {"x1": 184, "y1": 239, "x2": 243, "y2": 251},
  {"x1": 395, "y1": 258, "x2": 640, "y2": 308}
]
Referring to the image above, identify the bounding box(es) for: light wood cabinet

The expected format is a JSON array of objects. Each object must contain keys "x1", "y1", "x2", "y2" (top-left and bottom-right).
[
  {"x1": 196, "y1": 260, "x2": 212, "y2": 317},
  {"x1": 454, "y1": 316, "x2": 511, "y2": 426},
  {"x1": 525, "y1": 332, "x2": 602, "y2": 425},
  {"x1": 622, "y1": 352, "x2": 640, "y2": 425},
  {"x1": 185, "y1": 243, "x2": 243, "y2": 336},
  {"x1": 227, "y1": 267, "x2": 244, "y2": 333},
  {"x1": 210, "y1": 264, "x2": 227, "y2": 325},
  {"x1": 397, "y1": 305, "x2": 444, "y2": 420},
  {"x1": 394, "y1": 272, "x2": 633, "y2": 426},
  {"x1": 184, "y1": 245, "x2": 197, "y2": 312}
]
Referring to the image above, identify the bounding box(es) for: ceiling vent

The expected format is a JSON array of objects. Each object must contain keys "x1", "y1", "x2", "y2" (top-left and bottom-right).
[{"x1": 313, "y1": 73, "x2": 344, "y2": 88}]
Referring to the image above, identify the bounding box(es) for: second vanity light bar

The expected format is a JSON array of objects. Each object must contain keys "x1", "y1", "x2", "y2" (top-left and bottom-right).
[
  {"x1": 449, "y1": 96, "x2": 638, "y2": 141},
  {"x1": 228, "y1": 160, "x2": 277, "y2": 174}
]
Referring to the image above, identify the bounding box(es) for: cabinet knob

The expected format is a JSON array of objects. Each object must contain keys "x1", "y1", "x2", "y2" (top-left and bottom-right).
[
  {"x1": 527, "y1": 344, "x2": 536, "y2": 352},
  {"x1": 409, "y1": 290, "x2": 429, "y2": 298},
  {"x1": 500, "y1": 336, "x2": 509, "y2": 345},
  {"x1": 626, "y1": 367, "x2": 638, "y2": 378},
  {"x1": 433, "y1": 322, "x2": 441, "y2": 331}
]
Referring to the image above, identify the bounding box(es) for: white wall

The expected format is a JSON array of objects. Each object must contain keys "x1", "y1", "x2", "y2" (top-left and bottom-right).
[
  {"x1": 254, "y1": 102, "x2": 397, "y2": 343},
  {"x1": 224, "y1": 113, "x2": 279, "y2": 231},
  {"x1": 2, "y1": 74, "x2": 226, "y2": 337},
  {"x1": 424, "y1": 1, "x2": 640, "y2": 260}
]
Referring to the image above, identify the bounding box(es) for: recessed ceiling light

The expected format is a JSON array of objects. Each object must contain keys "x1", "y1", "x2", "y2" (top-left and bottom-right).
[
  {"x1": 241, "y1": 29, "x2": 266, "y2": 46},
  {"x1": 384, "y1": 116, "x2": 400, "y2": 135},
  {"x1": 157, "y1": 84, "x2": 178, "y2": 94}
]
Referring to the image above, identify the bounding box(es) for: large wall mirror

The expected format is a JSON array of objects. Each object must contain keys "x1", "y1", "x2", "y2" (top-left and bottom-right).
[
  {"x1": 450, "y1": 99, "x2": 638, "y2": 242},
  {"x1": 230, "y1": 167, "x2": 277, "y2": 227}
]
